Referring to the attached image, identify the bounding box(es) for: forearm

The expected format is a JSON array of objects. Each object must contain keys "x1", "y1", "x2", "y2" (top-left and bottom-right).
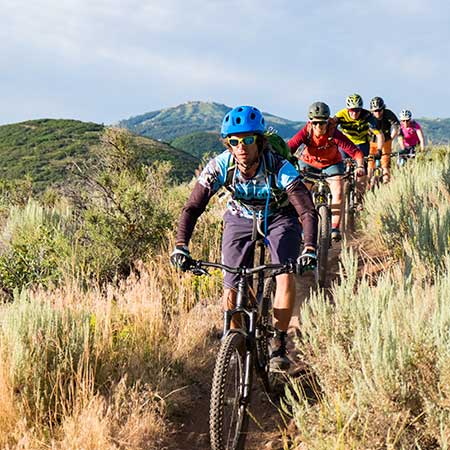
[
  {"x1": 376, "y1": 132, "x2": 385, "y2": 149},
  {"x1": 176, "y1": 183, "x2": 213, "y2": 245},
  {"x1": 286, "y1": 179, "x2": 318, "y2": 247}
]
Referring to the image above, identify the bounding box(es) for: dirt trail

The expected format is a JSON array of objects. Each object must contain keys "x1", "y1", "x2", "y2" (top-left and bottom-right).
[{"x1": 162, "y1": 242, "x2": 344, "y2": 450}]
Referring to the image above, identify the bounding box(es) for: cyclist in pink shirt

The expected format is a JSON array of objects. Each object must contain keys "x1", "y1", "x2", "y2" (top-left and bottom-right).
[{"x1": 398, "y1": 109, "x2": 425, "y2": 155}]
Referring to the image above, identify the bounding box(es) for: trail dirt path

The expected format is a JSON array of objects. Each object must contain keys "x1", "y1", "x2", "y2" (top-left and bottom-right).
[{"x1": 162, "y1": 241, "x2": 344, "y2": 450}]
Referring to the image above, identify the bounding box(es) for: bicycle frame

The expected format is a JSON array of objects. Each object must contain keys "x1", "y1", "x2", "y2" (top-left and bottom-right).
[{"x1": 299, "y1": 169, "x2": 333, "y2": 287}]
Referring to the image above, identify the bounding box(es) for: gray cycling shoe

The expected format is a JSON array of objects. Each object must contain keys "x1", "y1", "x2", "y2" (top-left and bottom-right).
[{"x1": 269, "y1": 330, "x2": 290, "y2": 372}]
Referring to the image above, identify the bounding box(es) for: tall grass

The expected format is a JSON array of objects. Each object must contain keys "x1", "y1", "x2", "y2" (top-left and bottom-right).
[
  {"x1": 0, "y1": 183, "x2": 225, "y2": 448},
  {"x1": 286, "y1": 147, "x2": 450, "y2": 449}
]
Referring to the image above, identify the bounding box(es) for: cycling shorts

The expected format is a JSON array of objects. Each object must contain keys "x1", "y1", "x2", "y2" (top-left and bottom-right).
[
  {"x1": 298, "y1": 160, "x2": 345, "y2": 176},
  {"x1": 221, "y1": 210, "x2": 301, "y2": 289}
]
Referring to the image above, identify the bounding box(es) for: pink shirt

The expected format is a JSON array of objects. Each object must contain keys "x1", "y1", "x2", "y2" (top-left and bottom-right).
[{"x1": 400, "y1": 120, "x2": 421, "y2": 147}]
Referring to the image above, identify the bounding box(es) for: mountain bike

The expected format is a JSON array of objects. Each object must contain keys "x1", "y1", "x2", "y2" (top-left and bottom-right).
[
  {"x1": 341, "y1": 158, "x2": 358, "y2": 234},
  {"x1": 366, "y1": 154, "x2": 383, "y2": 191},
  {"x1": 185, "y1": 227, "x2": 301, "y2": 450},
  {"x1": 395, "y1": 147, "x2": 416, "y2": 167},
  {"x1": 299, "y1": 170, "x2": 332, "y2": 288}
]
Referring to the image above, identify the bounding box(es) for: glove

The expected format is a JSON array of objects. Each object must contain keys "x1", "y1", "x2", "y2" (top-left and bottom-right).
[
  {"x1": 170, "y1": 245, "x2": 192, "y2": 271},
  {"x1": 399, "y1": 147, "x2": 409, "y2": 155},
  {"x1": 297, "y1": 248, "x2": 317, "y2": 272}
]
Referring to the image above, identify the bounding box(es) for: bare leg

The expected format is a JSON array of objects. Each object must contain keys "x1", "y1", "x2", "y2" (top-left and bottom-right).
[
  {"x1": 223, "y1": 288, "x2": 241, "y2": 329},
  {"x1": 328, "y1": 175, "x2": 343, "y2": 230},
  {"x1": 272, "y1": 273, "x2": 296, "y2": 331}
]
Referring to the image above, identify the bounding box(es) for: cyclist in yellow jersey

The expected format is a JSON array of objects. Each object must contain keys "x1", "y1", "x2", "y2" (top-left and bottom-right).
[{"x1": 334, "y1": 94, "x2": 384, "y2": 195}]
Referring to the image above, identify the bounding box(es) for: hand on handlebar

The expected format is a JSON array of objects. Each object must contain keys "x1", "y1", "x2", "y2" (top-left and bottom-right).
[{"x1": 170, "y1": 245, "x2": 192, "y2": 271}]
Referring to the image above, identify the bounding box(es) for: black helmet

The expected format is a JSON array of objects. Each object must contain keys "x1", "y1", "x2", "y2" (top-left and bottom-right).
[
  {"x1": 308, "y1": 102, "x2": 331, "y2": 120},
  {"x1": 370, "y1": 97, "x2": 385, "y2": 111}
]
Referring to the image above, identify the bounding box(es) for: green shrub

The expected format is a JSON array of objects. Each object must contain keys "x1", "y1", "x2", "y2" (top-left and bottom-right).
[
  {"x1": 72, "y1": 128, "x2": 176, "y2": 281},
  {"x1": 0, "y1": 199, "x2": 73, "y2": 293}
]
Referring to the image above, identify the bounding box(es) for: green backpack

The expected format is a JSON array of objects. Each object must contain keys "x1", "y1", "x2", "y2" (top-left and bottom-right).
[{"x1": 264, "y1": 127, "x2": 296, "y2": 163}]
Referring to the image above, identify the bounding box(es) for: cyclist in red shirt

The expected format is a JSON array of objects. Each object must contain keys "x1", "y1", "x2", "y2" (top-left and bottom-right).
[{"x1": 288, "y1": 102, "x2": 365, "y2": 241}]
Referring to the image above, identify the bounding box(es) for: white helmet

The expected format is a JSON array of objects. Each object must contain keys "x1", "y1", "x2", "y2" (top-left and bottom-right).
[{"x1": 399, "y1": 109, "x2": 412, "y2": 121}]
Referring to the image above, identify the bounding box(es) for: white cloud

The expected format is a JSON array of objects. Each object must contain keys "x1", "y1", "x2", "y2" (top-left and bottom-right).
[{"x1": 0, "y1": 0, "x2": 449, "y2": 123}]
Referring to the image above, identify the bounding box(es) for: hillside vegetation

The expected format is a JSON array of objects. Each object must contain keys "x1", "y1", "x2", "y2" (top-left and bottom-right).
[
  {"x1": 0, "y1": 126, "x2": 450, "y2": 448},
  {"x1": 171, "y1": 131, "x2": 225, "y2": 158},
  {"x1": 118, "y1": 100, "x2": 305, "y2": 141},
  {"x1": 119, "y1": 101, "x2": 450, "y2": 145},
  {"x1": 0, "y1": 119, "x2": 200, "y2": 191}
]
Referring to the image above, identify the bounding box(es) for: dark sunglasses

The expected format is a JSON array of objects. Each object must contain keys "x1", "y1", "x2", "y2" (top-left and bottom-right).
[
  {"x1": 372, "y1": 109, "x2": 383, "y2": 113},
  {"x1": 348, "y1": 108, "x2": 361, "y2": 113},
  {"x1": 311, "y1": 121, "x2": 327, "y2": 126},
  {"x1": 227, "y1": 135, "x2": 257, "y2": 147}
]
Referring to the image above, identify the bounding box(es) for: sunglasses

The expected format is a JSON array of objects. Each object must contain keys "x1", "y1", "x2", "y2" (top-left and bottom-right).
[
  {"x1": 311, "y1": 121, "x2": 327, "y2": 126},
  {"x1": 372, "y1": 109, "x2": 383, "y2": 113},
  {"x1": 348, "y1": 108, "x2": 361, "y2": 113},
  {"x1": 227, "y1": 135, "x2": 257, "y2": 147}
]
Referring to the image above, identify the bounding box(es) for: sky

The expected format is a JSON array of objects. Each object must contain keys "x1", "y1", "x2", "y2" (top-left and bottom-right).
[{"x1": 1, "y1": 0, "x2": 449, "y2": 126}]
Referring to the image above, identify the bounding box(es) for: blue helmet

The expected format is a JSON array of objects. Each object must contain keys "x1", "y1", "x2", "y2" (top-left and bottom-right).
[{"x1": 221, "y1": 105, "x2": 266, "y2": 138}]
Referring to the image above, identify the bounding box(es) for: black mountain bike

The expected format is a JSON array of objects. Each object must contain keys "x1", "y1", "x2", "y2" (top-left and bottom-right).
[
  {"x1": 299, "y1": 170, "x2": 333, "y2": 288},
  {"x1": 185, "y1": 227, "x2": 301, "y2": 450}
]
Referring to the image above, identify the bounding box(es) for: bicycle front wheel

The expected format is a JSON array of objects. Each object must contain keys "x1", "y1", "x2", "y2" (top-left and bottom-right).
[
  {"x1": 316, "y1": 204, "x2": 331, "y2": 288},
  {"x1": 210, "y1": 332, "x2": 251, "y2": 450},
  {"x1": 342, "y1": 179, "x2": 355, "y2": 234}
]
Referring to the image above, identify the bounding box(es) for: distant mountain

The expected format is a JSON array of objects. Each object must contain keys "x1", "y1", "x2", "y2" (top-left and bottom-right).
[
  {"x1": 118, "y1": 101, "x2": 306, "y2": 142},
  {"x1": 171, "y1": 131, "x2": 224, "y2": 159},
  {"x1": 419, "y1": 118, "x2": 450, "y2": 144},
  {"x1": 119, "y1": 101, "x2": 450, "y2": 145},
  {"x1": 0, "y1": 119, "x2": 200, "y2": 191}
]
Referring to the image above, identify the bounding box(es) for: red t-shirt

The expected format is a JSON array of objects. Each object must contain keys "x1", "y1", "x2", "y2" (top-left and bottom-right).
[{"x1": 288, "y1": 122, "x2": 363, "y2": 169}]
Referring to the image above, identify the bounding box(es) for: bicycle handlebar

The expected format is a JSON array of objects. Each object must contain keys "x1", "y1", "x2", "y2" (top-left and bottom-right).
[{"x1": 186, "y1": 259, "x2": 300, "y2": 277}]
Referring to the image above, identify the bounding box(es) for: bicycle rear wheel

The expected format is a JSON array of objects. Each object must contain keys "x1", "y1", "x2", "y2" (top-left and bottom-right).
[
  {"x1": 316, "y1": 205, "x2": 331, "y2": 288},
  {"x1": 210, "y1": 332, "x2": 251, "y2": 450}
]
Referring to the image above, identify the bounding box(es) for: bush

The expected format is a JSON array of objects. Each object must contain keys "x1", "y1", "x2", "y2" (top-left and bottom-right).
[
  {"x1": 70, "y1": 128, "x2": 176, "y2": 281},
  {"x1": 0, "y1": 199, "x2": 73, "y2": 293}
]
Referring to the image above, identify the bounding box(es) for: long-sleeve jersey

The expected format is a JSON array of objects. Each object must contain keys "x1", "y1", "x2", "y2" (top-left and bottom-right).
[
  {"x1": 288, "y1": 122, "x2": 363, "y2": 168},
  {"x1": 176, "y1": 149, "x2": 318, "y2": 248}
]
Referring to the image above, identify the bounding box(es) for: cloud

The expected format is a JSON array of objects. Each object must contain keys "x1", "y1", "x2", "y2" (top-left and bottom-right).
[{"x1": 0, "y1": 0, "x2": 449, "y2": 123}]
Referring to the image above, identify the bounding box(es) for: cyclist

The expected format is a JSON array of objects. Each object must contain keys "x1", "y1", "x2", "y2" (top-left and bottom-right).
[
  {"x1": 368, "y1": 97, "x2": 401, "y2": 183},
  {"x1": 334, "y1": 94, "x2": 384, "y2": 195},
  {"x1": 170, "y1": 105, "x2": 318, "y2": 372},
  {"x1": 288, "y1": 101, "x2": 365, "y2": 242},
  {"x1": 398, "y1": 109, "x2": 425, "y2": 157}
]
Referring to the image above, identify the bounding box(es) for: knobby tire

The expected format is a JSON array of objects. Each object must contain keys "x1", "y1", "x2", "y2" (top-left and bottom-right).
[
  {"x1": 210, "y1": 332, "x2": 251, "y2": 450},
  {"x1": 316, "y1": 205, "x2": 331, "y2": 288},
  {"x1": 342, "y1": 179, "x2": 355, "y2": 234}
]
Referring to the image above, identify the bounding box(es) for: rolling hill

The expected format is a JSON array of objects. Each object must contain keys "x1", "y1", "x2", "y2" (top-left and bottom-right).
[
  {"x1": 0, "y1": 119, "x2": 200, "y2": 191},
  {"x1": 118, "y1": 101, "x2": 306, "y2": 142},
  {"x1": 119, "y1": 101, "x2": 450, "y2": 147}
]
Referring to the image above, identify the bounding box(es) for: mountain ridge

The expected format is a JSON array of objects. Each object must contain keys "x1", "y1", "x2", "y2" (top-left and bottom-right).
[{"x1": 119, "y1": 100, "x2": 450, "y2": 144}]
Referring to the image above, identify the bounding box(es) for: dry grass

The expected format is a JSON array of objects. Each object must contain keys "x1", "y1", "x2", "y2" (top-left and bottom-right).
[
  {"x1": 0, "y1": 242, "x2": 223, "y2": 449},
  {"x1": 286, "y1": 150, "x2": 450, "y2": 449}
]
